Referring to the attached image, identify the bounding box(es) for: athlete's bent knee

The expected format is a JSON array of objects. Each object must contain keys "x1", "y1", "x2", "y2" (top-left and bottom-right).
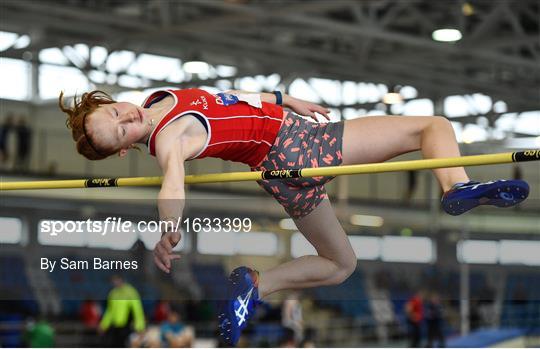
[
  {"x1": 422, "y1": 116, "x2": 452, "y2": 138},
  {"x1": 330, "y1": 255, "x2": 357, "y2": 285},
  {"x1": 432, "y1": 116, "x2": 452, "y2": 129}
]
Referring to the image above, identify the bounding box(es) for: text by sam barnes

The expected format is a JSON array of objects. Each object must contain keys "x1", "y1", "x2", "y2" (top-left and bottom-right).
[{"x1": 41, "y1": 257, "x2": 138, "y2": 272}]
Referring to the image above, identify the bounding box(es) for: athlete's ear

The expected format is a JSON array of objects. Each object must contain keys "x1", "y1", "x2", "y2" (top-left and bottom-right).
[{"x1": 118, "y1": 148, "x2": 129, "y2": 157}]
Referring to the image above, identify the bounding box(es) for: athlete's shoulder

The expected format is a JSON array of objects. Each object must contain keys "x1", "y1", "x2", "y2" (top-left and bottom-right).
[{"x1": 154, "y1": 119, "x2": 189, "y2": 161}]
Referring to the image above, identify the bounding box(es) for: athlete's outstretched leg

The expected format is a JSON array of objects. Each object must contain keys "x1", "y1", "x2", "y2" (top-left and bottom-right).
[
  {"x1": 258, "y1": 199, "x2": 357, "y2": 298},
  {"x1": 341, "y1": 115, "x2": 469, "y2": 191},
  {"x1": 340, "y1": 115, "x2": 529, "y2": 215},
  {"x1": 218, "y1": 199, "x2": 355, "y2": 345}
]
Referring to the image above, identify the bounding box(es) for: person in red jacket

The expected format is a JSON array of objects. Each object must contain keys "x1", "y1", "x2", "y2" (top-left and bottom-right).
[
  {"x1": 153, "y1": 300, "x2": 170, "y2": 324},
  {"x1": 406, "y1": 291, "x2": 425, "y2": 347},
  {"x1": 80, "y1": 298, "x2": 101, "y2": 329}
]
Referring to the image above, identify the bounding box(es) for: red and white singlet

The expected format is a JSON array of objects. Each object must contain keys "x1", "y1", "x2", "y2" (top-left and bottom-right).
[{"x1": 143, "y1": 88, "x2": 285, "y2": 167}]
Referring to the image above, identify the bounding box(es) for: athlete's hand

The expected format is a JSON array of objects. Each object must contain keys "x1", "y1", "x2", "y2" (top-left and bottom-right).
[
  {"x1": 284, "y1": 95, "x2": 331, "y2": 122},
  {"x1": 153, "y1": 231, "x2": 182, "y2": 273}
]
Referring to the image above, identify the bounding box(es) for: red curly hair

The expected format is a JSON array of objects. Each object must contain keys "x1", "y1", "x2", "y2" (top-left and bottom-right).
[{"x1": 58, "y1": 90, "x2": 117, "y2": 160}]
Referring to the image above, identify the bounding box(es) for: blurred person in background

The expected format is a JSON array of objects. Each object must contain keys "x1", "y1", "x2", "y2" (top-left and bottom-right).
[
  {"x1": 14, "y1": 115, "x2": 32, "y2": 171},
  {"x1": 469, "y1": 299, "x2": 481, "y2": 331},
  {"x1": 99, "y1": 274, "x2": 146, "y2": 347},
  {"x1": 0, "y1": 113, "x2": 15, "y2": 168},
  {"x1": 80, "y1": 298, "x2": 102, "y2": 329},
  {"x1": 405, "y1": 290, "x2": 424, "y2": 347},
  {"x1": 23, "y1": 316, "x2": 54, "y2": 348},
  {"x1": 129, "y1": 317, "x2": 161, "y2": 348},
  {"x1": 279, "y1": 327, "x2": 297, "y2": 348},
  {"x1": 46, "y1": 160, "x2": 58, "y2": 175},
  {"x1": 512, "y1": 164, "x2": 523, "y2": 181},
  {"x1": 153, "y1": 300, "x2": 170, "y2": 324},
  {"x1": 300, "y1": 327, "x2": 317, "y2": 348},
  {"x1": 160, "y1": 307, "x2": 194, "y2": 347},
  {"x1": 80, "y1": 297, "x2": 102, "y2": 347},
  {"x1": 425, "y1": 292, "x2": 445, "y2": 347},
  {"x1": 281, "y1": 291, "x2": 304, "y2": 345},
  {"x1": 403, "y1": 170, "x2": 418, "y2": 201}
]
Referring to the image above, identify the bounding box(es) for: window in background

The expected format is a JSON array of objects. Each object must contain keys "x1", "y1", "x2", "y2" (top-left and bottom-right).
[
  {"x1": 290, "y1": 231, "x2": 317, "y2": 258},
  {"x1": 128, "y1": 53, "x2": 182, "y2": 81},
  {"x1": 495, "y1": 112, "x2": 518, "y2": 133},
  {"x1": 349, "y1": 236, "x2": 380, "y2": 260},
  {"x1": 499, "y1": 240, "x2": 540, "y2": 266},
  {"x1": 514, "y1": 111, "x2": 540, "y2": 136},
  {"x1": 461, "y1": 123, "x2": 489, "y2": 144},
  {"x1": 215, "y1": 65, "x2": 238, "y2": 78},
  {"x1": 357, "y1": 82, "x2": 387, "y2": 103},
  {"x1": 402, "y1": 98, "x2": 434, "y2": 116},
  {"x1": 236, "y1": 232, "x2": 278, "y2": 256},
  {"x1": 293, "y1": 233, "x2": 435, "y2": 262},
  {"x1": 399, "y1": 86, "x2": 418, "y2": 99},
  {"x1": 342, "y1": 108, "x2": 366, "y2": 120},
  {"x1": 237, "y1": 76, "x2": 262, "y2": 92},
  {"x1": 0, "y1": 31, "x2": 30, "y2": 52},
  {"x1": 90, "y1": 46, "x2": 108, "y2": 67},
  {"x1": 39, "y1": 64, "x2": 91, "y2": 100},
  {"x1": 0, "y1": 58, "x2": 30, "y2": 101},
  {"x1": 309, "y1": 78, "x2": 343, "y2": 106},
  {"x1": 197, "y1": 230, "x2": 276, "y2": 256},
  {"x1": 118, "y1": 75, "x2": 146, "y2": 89},
  {"x1": 444, "y1": 94, "x2": 492, "y2": 118},
  {"x1": 457, "y1": 239, "x2": 498, "y2": 264},
  {"x1": 289, "y1": 78, "x2": 322, "y2": 103},
  {"x1": 39, "y1": 48, "x2": 69, "y2": 65},
  {"x1": 342, "y1": 81, "x2": 358, "y2": 105},
  {"x1": 450, "y1": 122, "x2": 464, "y2": 143},
  {"x1": 197, "y1": 229, "x2": 235, "y2": 255},
  {"x1": 105, "y1": 50, "x2": 135, "y2": 74},
  {"x1": 116, "y1": 88, "x2": 158, "y2": 105},
  {"x1": 0, "y1": 31, "x2": 19, "y2": 51},
  {"x1": 0, "y1": 217, "x2": 23, "y2": 244},
  {"x1": 444, "y1": 95, "x2": 467, "y2": 117},
  {"x1": 381, "y1": 236, "x2": 435, "y2": 263}
]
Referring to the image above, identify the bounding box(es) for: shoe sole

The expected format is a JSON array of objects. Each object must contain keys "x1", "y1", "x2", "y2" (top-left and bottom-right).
[
  {"x1": 217, "y1": 268, "x2": 254, "y2": 346},
  {"x1": 217, "y1": 308, "x2": 235, "y2": 346},
  {"x1": 442, "y1": 181, "x2": 529, "y2": 216}
]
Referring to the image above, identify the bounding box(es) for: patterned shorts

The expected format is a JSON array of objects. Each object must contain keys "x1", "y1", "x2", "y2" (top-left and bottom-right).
[{"x1": 251, "y1": 113, "x2": 344, "y2": 219}]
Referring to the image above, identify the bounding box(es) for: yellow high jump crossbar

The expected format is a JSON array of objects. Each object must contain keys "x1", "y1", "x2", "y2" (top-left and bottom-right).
[{"x1": 1, "y1": 150, "x2": 539, "y2": 191}]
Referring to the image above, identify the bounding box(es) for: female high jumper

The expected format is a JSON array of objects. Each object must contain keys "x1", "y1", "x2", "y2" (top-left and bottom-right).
[{"x1": 59, "y1": 87, "x2": 529, "y2": 345}]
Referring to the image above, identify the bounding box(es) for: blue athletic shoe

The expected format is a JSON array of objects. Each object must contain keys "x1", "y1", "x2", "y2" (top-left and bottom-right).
[
  {"x1": 217, "y1": 266, "x2": 260, "y2": 346},
  {"x1": 441, "y1": 179, "x2": 529, "y2": 215}
]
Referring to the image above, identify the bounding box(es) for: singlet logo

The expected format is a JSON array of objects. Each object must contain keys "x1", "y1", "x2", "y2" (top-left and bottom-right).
[
  {"x1": 190, "y1": 96, "x2": 209, "y2": 110},
  {"x1": 216, "y1": 93, "x2": 239, "y2": 106}
]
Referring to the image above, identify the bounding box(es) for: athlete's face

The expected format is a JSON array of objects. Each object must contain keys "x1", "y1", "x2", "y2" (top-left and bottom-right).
[{"x1": 87, "y1": 102, "x2": 150, "y2": 155}]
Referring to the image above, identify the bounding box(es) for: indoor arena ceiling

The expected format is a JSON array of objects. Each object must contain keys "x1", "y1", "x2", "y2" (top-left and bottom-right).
[{"x1": 1, "y1": 0, "x2": 539, "y2": 112}]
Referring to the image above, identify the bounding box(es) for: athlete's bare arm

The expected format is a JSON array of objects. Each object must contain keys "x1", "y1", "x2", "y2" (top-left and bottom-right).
[
  {"x1": 226, "y1": 90, "x2": 331, "y2": 121},
  {"x1": 153, "y1": 129, "x2": 187, "y2": 273}
]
